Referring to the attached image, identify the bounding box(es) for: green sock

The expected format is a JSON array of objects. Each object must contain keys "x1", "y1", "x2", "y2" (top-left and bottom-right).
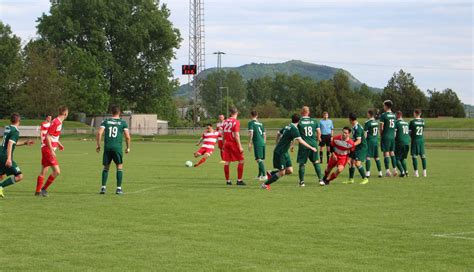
[
  {"x1": 376, "y1": 159, "x2": 382, "y2": 172},
  {"x1": 102, "y1": 170, "x2": 109, "y2": 186},
  {"x1": 266, "y1": 172, "x2": 280, "y2": 185},
  {"x1": 366, "y1": 160, "x2": 371, "y2": 172},
  {"x1": 349, "y1": 167, "x2": 355, "y2": 179},
  {"x1": 258, "y1": 161, "x2": 266, "y2": 176},
  {"x1": 396, "y1": 160, "x2": 404, "y2": 174},
  {"x1": 412, "y1": 157, "x2": 418, "y2": 170},
  {"x1": 117, "y1": 169, "x2": 123, "y2": 187},
  {"x1": 421, "y1": 157, "x2": 427, "y2": 170},
  {"x1": 357, "y1": 165, "x2": 366, "y2": 179},
  {"x1": 0, "y1": 176, "x2": 16, "y2": 188},
  {"x1": 313, "y1": 163, "x2": 322, "y2": 179},
  {"x1": 390, "y1": 156, "x2": 397, "y2": 168},
  {"x1": 384, "y1": 156, "x2": 390, "y2": 170},
  {"x1": 298, "y1": 164, "x2": 305, "y2": 182},
  {"x1": 401, "y1": 160, "x2": 408, "y2": 173}
]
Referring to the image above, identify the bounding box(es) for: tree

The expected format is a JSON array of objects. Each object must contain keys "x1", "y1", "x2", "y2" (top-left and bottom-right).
[
  {"x1": 246, "y1": 76, "x2": 273, "y2": 108},
  {"x1": 37, "y1": 0, "x2": 181, "y2": 120},
  {"x1": 428, "y1": 88, "x2": 465, "y2": 117},
  {"x1": 0, "y1": 21, "x2": 22, "y2": 117}
]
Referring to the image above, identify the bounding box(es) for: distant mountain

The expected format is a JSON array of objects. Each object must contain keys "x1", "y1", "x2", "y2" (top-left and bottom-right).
[{"x1": 175, "y1": 60, "x2": 382, "y2": 98}]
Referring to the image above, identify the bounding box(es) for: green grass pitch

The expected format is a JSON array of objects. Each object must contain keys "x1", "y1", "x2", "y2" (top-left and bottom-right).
[{"x1": 1, "y1": 140, "x2": 472, "y2": 271}]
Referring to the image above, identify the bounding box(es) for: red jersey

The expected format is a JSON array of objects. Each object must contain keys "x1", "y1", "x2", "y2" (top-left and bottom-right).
[
  {"x1": 216, "y1": 121, "x2": 224, "y2": 142},
  {"x1": 42, "y1": 118, "x2": 63, "y2": 149},
  {"x1": 201, "y1": 131, "x2": 220, "y2": 150},
  {"x1": 40, "y1": 121, "x2": 51, "y2": 147},
  {"x1": 331, "y1": 134, "x2": 355, "y2": 157},
  {"x1": 222, "y1": 118, "x2": 240, "y2": 145}
]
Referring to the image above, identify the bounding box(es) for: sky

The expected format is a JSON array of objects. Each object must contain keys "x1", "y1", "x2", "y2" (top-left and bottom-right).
[{"x1": 1, "y1": 0, "x2": 473, "y2": 104}]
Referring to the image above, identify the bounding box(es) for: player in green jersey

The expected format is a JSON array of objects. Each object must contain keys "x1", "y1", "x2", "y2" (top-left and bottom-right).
[
  {"x1": 0, "y1": 113, "x2": 34, "y2": 198},
  {"x1": 248, "y1": 110, "x2": 267, "y2": 181},
  {"x1": 394, "y1": 111, "x2": 410, "y2": 177},
  {"x1": 364, "y1": 110, "x2": 382, "y2": 178},
  {"x1": 409, "y1": 109, "x2": 427, "y2": 177},
  {"x1": 346, "y1": 113, "x2": 369, "y2": 185},
  {"x1": 96, "y1": 106, "x2": 131, "y2": 195},
  {"x1": 261, "y1": 114, "x2": 317, "y2": 190},
  {"x1": 379, "y1": 100, "x2": 398, "y2": 177},
  {"x1": 294, "y1": 106, "x2": 322, "y2": 187}
]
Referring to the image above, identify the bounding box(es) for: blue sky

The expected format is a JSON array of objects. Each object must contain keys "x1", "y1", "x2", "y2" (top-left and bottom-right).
[{"x1": 1, "y1": 0, "x2": 472, "y2": 103}]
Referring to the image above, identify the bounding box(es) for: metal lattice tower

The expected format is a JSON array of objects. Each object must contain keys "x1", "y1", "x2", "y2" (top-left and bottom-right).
[{"x1": 189, "y1": 0, "x2": 205, "y2": 124}]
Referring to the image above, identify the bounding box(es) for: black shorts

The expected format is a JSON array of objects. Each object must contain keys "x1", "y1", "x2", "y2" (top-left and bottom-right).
[{"x1": 319, "y1": 134, "x2": 332, "y2": 147}]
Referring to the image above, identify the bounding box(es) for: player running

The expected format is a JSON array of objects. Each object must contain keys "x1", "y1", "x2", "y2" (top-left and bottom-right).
[
  {"x1": 409, "y1": 109, "x2": 427, "y2": 177},
  {"x1": 346, "y1": 113, "x2": 369, "y2": 184},
  {"x1": 248, "y1": 110, "x2": 267, "y2": 181},
  {"x1": 35, "y1": 106, "x2": 68, "y2": 197},
  {"x1": 222, "y1": 108, "x2": 245, "y2": 186},
  {"x1": 321, "y1": 127, "x2": 355, "y2": 185},
  {"x1": 216, "y1": 114, "x2": 225, "y2": 163},
  {"x1": 394, "y1": 111, "x2": 410, "y2": 177},
  {"x1": 319, "y1": 111, "x2": 334, "y2": 163},
  {"x1": 261, "y1": 114, "x2": 317, "y2": 190},
  {"x1": 380, "y1": 100, "x2": 398, "y2": 177},
  {"x1": 193, "y1": 123, "x2": 220, "y2": 167},
  {"x1": 364, "y1": 110, "x2": 382, "y2": 178},
  {"x1": 0, "y1": 113, "x2": 34, "y2": 198},
  {"x1": 295, "y1": 106, "x2": 322, "y2": 187},
  {"x1": 96, "y1": 106, "x2": 131, "y2": 194}
]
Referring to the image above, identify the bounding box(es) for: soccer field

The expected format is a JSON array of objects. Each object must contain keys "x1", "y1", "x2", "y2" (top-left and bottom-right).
[{"x1": 1, "y1": 141, "x2": 472, "y2": 271}]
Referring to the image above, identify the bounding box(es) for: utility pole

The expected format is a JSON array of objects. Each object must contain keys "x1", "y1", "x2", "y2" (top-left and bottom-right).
[
  {"x1": 189, "y1": 0, "x2": 205, "y2": 126},
  {"x1": 213, "y1": 51, "x2": 225, "y2": 115}
]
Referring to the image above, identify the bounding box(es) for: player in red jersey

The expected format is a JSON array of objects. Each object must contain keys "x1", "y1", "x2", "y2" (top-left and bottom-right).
[
  {"x1": 35, "y1": 106, "x2": 68, "y2": 196},
  {"x1": 193, "y1": 124, "x2": 220, "y2": 167},
  {"x1": 39, "y1": 115, "x2": 52, "y2": 144},
  {"x1": 221, "y1": 108, "x2": 245, "y2": 185},
  {"x1": 321, "y1": 127, "x2": 355, "y2": 185},
  {"x1": 216, "y1": 114, "x2": 225, "y2": 162}
]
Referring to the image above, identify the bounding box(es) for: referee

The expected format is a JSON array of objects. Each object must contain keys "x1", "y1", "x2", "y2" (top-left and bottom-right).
[{"x1": 319, "y1": 111, "x2": 334, "y2": 163}]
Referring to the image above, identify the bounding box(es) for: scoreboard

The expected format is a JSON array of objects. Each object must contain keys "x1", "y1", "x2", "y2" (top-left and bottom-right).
[{"x1": 182, "y1": 65, "x2": 197, "y2": 75}]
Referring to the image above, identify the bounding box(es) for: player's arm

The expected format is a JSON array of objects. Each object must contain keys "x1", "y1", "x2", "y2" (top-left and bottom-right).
[
  {"x1": 296, "y1": 137, "x2": 317, "y2": 152},
  {"x1": 124, "y1": 129, "x2": 131, "y2": 153},
  {"x1": 317, "y1": 127, "x2": 322, "y2": 142},
  {"x1": 16, "y1": 139, "x2": 34, "y2": 146},
  {"x1": 235, "y1": 132, "x2": 243, "y2": 153},
  {"x1": 196, "y1": 136, "x2": 203, "y2": 146},
  {"x1": 290, "y1": 140, "x2": 295, "y2": 152},
  {"x1": 354, "y1": 137, "x2": 362, "y2": 146},
  {"x1": 96, "y1": 127, "x2": 105, "y2": 153},
  {"x1": 263, "y1": 132, "x2": 267, "y2": 144},
  {"x1": 276, "y1": 131, "x2": 281, "y2": 144},
  {"x1": 45, "y1": 133, "x2": 56, "y2": 157},
  {"x1": 5, "y1": 140, "x2": 14, "y2": 167},
  {"x1": 248, "y1": 130, "x2": 253, "y2": 151}
]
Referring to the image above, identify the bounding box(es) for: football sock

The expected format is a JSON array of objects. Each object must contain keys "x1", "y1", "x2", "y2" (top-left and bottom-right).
[
  {"x1": 195, "y1": 157, "x2": 207, "y2": 167},
  {"x1": 42, "y1": 175, "x2": 55, "y2": 190},
  {"x1": 366, "y1": 160, "x2": 371, "y2": 172},
  {"x1": 0, "y1": 176, "x2": 16, "y2": 188},
  {"x1": 258, "y1": 161, "x2": 266, "y2": 177},
  {"x1": 349, "y1": 166, "x2": 355, "y2": 179},
  {"x1": 224, "y1": 165, "x2": 230, "y2": 180},
  {"x1": 313, "y1": 162, "x2": 322, "y2": 179},
  {"x1": 375, "y1": 159, "x2": 382, "y2": 172},
  {"x1": 390, "y1": 155, "x2": 397, "y2": 168},
  {"x1": 265, "y1": 172, "x2": 281, "y2": 185},
  {"x1": 326, "y1": 152, "x2": 330, "y2": 164},
  {"x1": 384, "y1": 156, "x2": 390, "y2": 170},
  {"x1": 237, "y1": 163, "x2": 244, "y2": 180},
  {"x1": 116, "y1": 169, "x2": 123, "y2": 187},
  {"x1": 421, "y1": 158, "x2": 427, "y2": 170},
  {"x1": 271, "y1": 170, "x2": 279, "y2": 175},
  {"x1": 319, "y1": 151, "x2": 323, "y2": 163},
  {"x1": 396, "y1": 160, "x2": 404, "y2": 174},
  {"x1": 357, "y1": 165, "x2": 366, "y2": 178},
  {"x1": 328, "y1": 172, "x2": 338, "y2": 182},
  {"x1": 412, "y1": 157, "x2": 418, "y2": 170},
  {"x1": 401, "y1": 160, "x2": 408, "y2": 173},
  {"x1": 101, "y1": 170, "x2": 109, "y2": 186},
  {"x1": 298, "y1": 164, "x2": 305, "y2": 182},
  {"x1": 36, "y1": 176, "x2": 44, "y2": 193}
]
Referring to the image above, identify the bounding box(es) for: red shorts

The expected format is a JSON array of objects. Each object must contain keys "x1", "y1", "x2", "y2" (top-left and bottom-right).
[
  {"x1": 196, "y1": 147, "x2": 214, "y2": 156},
  {"x1": 41, "y1": 147, "x2": 59, "y2": 167},
  {"x1": 223, "y1": 143, "x2": 244, "y2": 162},
  {"x1": 327, "y1": 155, "x2": 349, "y2": 169}
]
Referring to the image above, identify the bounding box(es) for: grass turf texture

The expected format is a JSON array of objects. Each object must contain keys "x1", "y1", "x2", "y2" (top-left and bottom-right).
[{"x1": 1, "y1": 141, "x2": 472, "y2": 271}]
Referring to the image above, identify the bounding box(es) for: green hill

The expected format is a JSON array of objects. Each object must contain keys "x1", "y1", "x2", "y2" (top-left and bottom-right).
[{"x1": 175, "y1": 60, "x2": 382, "y2": 98}]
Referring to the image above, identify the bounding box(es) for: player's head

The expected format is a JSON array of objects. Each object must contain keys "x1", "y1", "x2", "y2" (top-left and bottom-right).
[
  {"x1": 322, "y1": 111, "x2": 328, "y2": 119},
  {"x1": 218, "y1": 114, "x2": 225, "y2": 121},
  {"x1": 250, "y1": 110, "x2": 258, "y2": 118},
  {"x1": 301, "y1": 106, "x2": 310, "y2": 116},
  {"x1": 396, "y1": 110, "x2": 403, "y2": 119},
  {"x1": 205, "y1": 123, "x2": 213, "y2": 132},
  {"x1": 348, "y1": 113, "x2": 357, "y2": 124},
  {"x1": 58, "y1": 106, "x2": 69, "y2": 118},
  {"x1": 383, "y1": 100, "x2": 393, "y2": 111},
  {"x1": 342, "y1": 126, "x2": 351, "y2": 140},
  {"x1": 367, "y1": 110, "x2": 374, "y2": 119},
  {"x1": 229, "y1": 107, "x2": 238, "y2": 117},
  {"x1": 10, "y1": 113, "x2": 20, "y2": 125},
  {"x1": 45, "y1": 115, "x2": 52, "y2": 122},
  {"x1": 413, "y1": 109, "x2": 422, "y2": 118},
  {"x1": 291, "y1": 113, "x2": 300, "y2": 124},
  {"x1": 111, "y1": 105, "x2": 121, "y2": 116}
]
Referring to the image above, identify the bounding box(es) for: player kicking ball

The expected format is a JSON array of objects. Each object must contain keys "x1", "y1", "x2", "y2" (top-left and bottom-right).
[
  {"x1": 321, "y1": 127, "x2": 355, "y2": 185},
  {"x1": 0, "y1": 113, "x2": 34, "y2": 198},
  {"x1": 96, "y1": 106, "x2": 131, "y2": 195},
  {"x1": 262, "y1": 114, "x2": 317, "y2": 190},
  {"x1": 192, "y1": 124, "x2": 220, "y2": 167}
]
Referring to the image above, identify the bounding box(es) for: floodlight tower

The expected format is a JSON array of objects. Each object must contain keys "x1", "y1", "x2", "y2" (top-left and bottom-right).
[{"x1": 189, "y1": 0, "x2": 205, "y2": 125}]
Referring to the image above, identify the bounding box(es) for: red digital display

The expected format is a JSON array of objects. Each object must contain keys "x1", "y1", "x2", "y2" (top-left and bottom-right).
[{"x1": 182, "y1": 65, "x2": 197, "y2": 75}]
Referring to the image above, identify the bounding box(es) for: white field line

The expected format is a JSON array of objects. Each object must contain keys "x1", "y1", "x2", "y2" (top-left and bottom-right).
[
  {"x1": 431, "y1": 232, "x2": 474, "y2": 241},
  {"x1": 127, "y1": 184, "x2": 176, "y2": 194}
]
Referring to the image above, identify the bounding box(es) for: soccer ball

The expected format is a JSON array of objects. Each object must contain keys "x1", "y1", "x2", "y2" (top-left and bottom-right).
[{"x1": 185, "y1": 160, "x2": 193, "y2": 167}]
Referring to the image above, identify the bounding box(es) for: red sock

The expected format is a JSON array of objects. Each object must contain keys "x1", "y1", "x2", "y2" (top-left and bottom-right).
[
  {"x1": 237, "y1": 163, "x2": 244, "y2": 180},
  {"x1": 224, "y1": 165, "x2": 230, "y2": 180},
  {"x1": 42, "y1": 175, "x2": 56, "y2": 190},
  {"x1": 194, "y1": 157, "x2": 207, "y2": 167},
  {"x1": 36, "y1": 176, "x2": 44, "y2": 193},
  {"x1": 328, "y1": 172, "x2": 339, "y2": 182}
]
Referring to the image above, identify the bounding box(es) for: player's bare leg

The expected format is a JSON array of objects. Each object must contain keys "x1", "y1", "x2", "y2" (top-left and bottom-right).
[
  {"x1": 194, "y1": 153, "x2": 210, "y2": 168},
  {"x1": 40, "y1": 165, "x2": 60, "y2": 197},
  {"x1": 0, "y1": 174, "x2": 24, "y2": 198}
]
